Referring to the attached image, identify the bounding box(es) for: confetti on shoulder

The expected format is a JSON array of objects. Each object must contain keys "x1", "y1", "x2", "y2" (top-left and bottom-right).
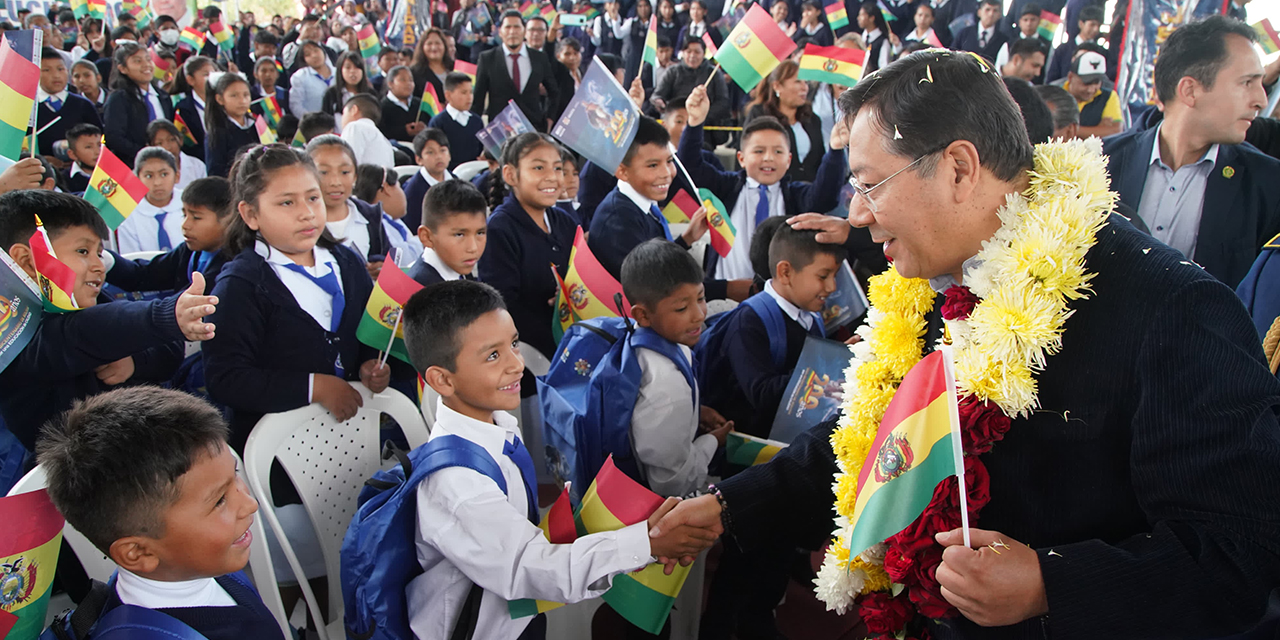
[
  {"x1": 1047, "y1": 550, "x2": 1062, "y2": 557},
  {"x1": 1142, "y1": 248, "x2": 1150, "y2": 254},
  {"x1": 893, "y1": 125, "x2": 903, "y2": 140},
  {"x1": 919, "y1": 64, "x2": 933, "y2": 83}
]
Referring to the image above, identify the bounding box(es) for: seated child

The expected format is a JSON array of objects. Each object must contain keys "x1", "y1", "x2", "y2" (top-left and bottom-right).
[
  {"x1": 427, "y1": 71, "x2": 483, "y2": 170},
  {"x1": 70, "y1": 59, "x2": 107, "y2": 115},
  {"x1": 298, "y1": 112, "x2": 338, "y2": 145},
  {"x1": 402, "y1": 128, "x2": 455, "y2": 232},
  {"x1": 250, "y1": 56, "x2": 291, "y2": 117},
  {"x1": 0, "y1": 190, "x2": 217, "y2": 454},
  {"x1": 106, "y1": 176, "x2": 234, "y2": 295},
  {"x1": 354, "y1": 164, "x2": 421, "y2": 265},
  {"x1": 401, "y1": 279, "x2": 709, "y2": 640},
  {"x1": 147, "y1": 120, "x2": 208, "y2": 190},
  {"x1": 37, "y1": 386, "x2": 285, "y2": 640},
  {"x1": 377, "y1": 65, "x2": 425, "y2": 144},
  {"x1": 407, "y1": 179, "x2": 488, "y2": 286},
  {"x1": 63, "y1": 123, "x2": 102, "y2": 194},
  {"x1": 117, "y1": 147, "x2": 185, "y2": 254},
  {"x1": 341, "y1": 94, "x2": 396, "y2": 169}
]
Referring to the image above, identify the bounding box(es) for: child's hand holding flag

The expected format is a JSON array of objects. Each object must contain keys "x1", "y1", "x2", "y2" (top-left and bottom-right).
[{"x1": 684, "y1": 85, "x2": 709, "y2": 127}]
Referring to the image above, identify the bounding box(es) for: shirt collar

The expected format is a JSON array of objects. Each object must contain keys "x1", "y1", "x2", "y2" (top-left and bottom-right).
[
  {"x1": 389, "y1": 95, "x2": 410, "y2": 110},
  {"x1": 345, "y1": 199, "x2": 370, "y2": 226},
  {"x1": 114, "y1": 568, "x2": 230, "y2": 609},
  {"x1": 254, "y1": 239, "x2": 338, "y2": 273},
  {"x1": 928, "y1": 254, "x2": 983, "y2": 293},
  {"x1": 763, "y1": 280, "x2": 810, "y2": 327},
  {"x1": 193, "y1": 93, "x2": 205, "y2": 110},
  {"x1": 744, "y1": 176, "x2": 780, "y2": 194},
  {"x1": 36, "y1": 87, "x2": 68, "y2": 103},
  {"x1": 420, "y1": 166, "x2": 453, "y2": 186},
  {"x1": 865, "y1": 27, "x2": 882, "y2": 40},
  {"x1": 504, "y1": 43, "x2": 528, "y2": 58},
  {"x1": 433, "y1": 398, "x2": 522, "y2": 457},
  {"x1": 446, "y1": 103, "x2": 471, "y2": 124},
  {"x1": 1149, "y1": 124, "x2": 1220, "y2": 171},
  {"x1": 420, "y1": 245, "x2": 462, "y2": 280},
  {"x1": 69, "y1": 162, "x2": 93, "y2": 179},
  {"x1": 229, "y1": 115, "x2": 254, "y2": 130},
  {"x1": 617, "y1": 181, "x2": 657, "y2": 212}
]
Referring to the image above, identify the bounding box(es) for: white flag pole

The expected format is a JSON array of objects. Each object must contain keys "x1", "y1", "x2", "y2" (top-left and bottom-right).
[{"x1": 939, "y1": 343, "x2": 971, "y2": 548}]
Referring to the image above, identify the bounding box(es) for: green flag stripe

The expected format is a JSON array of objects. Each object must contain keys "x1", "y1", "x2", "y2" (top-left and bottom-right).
[
  {"x1": 796, "y1": 68, "x2": 859, "y2": 86},
  {"x1": 83, "y1": 189, "x2": 128, "y2": 229},
  {"x1": 715, "y1": 47, "x2": 764, "y2": 90},
  {"x1": 508, "y1": 598, "x2": 540, "y2": 619},
  {"x1": 726, "y1": 438, "x2": 765, "y2": 466},
  {"x1": 0, "y1": 121, "x2": 24, "y2": 159},
  {"x1": 846, "y1": 432, "x2": 957, "y2": 557},
  {"x1": 6, "y1": 589, "x2": 52, "y2": 639},
  {"x1": 601, "y1": 573, "x2": 677, "y2": 634}
]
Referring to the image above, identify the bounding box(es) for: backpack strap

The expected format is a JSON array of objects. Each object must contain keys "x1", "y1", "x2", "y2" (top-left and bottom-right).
[
  {"x1": 630, "y1": 327, "x2": 698, "y2": 407},
  {"x1": 741, "y1": 294, "x2": 787, "y2": 368},
  {"x1": 410, "y1": 434, "x2": 508, "y2": 496},
  {"x1": 91, "y1": 604, "x2": 208, "y2": 640}
]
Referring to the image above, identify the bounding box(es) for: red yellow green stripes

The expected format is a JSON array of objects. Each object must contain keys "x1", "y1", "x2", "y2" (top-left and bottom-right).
[
  {"x1": 509, "y1": 486, "x2": 577, "y2": 619},
  {"x1": 151, "y1": 48, "x2": 172, "y2": 81},
  {"x1": 1254, "y1": 19, "x2": 1280, "y2": 55},
  {"x1": 1036, "y1": 11, "x2": 1062, "y2": 41},
  {"x1": 700, "y1": 188, "x2": 735, "y2": 258},
  {"x1": 713, "y1": 3, "x2": 796, "y2": 91},
  {"x1": 0, "y1": 490, "x2": 64, "y2": 639},
  {"x1": 520, "y1": 0, "x2": 538, "y2": 19},
  {"x1": 0, "y1": 42, "x2": 38, "y2": 162},
  {"x1": 29, "y1": 219, "x2": 79, "y2": 313},
  {"x1": 419, "y1": 84, "x2": 442, "y2": 117},
  {"x1": 455, "y1": 60, "x2": 477, "y2": 81},
  {"x1": 561, "y1": 226, "x2": 630, "y2": 325},
  {"x1": 86, "y1": 0, "x2": 106, "y2": 19},
  {"x1": 725, "y1": 432, "x2": 786, "y2": 466},
  {"x1": 174, "y1": 113, "x2": 198, "y2": 147},
  {"x1": 540, "y1": 4, "x2": 559, "y2": 23},
  {"x1": 642, "y1": 14, "x2": 659, "y2": 67},
  {"x1": 178, "y1": 27, "x2": 206, "y2": 52},
  {"x1": 551, "y1": 263, "x2": 582, "y2": 345},
  {"x1": 83, "y1": 146, "x2": 148, "y2": 230},
  {"x1": 823, "y1": 0, "x2": 849, "y2": 30},
  {"x1": 847, "y1": 351, "x2": 959, "y2": 558},
  {"x1": 208, "y1": 20, "x2": 234, "y2": 51},
  {"x1": 356, "y1": 262, "x2": 424, "y2": 363},
  {"x1": 358, "y1": 24, "x2": 381, "y2": 58},
  {"x1": 262, "y1": 95, "x2": 284, "y2": 129},
  {"x1": 797, "y1": 44, "x2": 865, "y2": 86},
  {"x1": 661, "y1": 190, "x2": 698, "y2": 224},
  {"x1": 255, "y1": 115, "x2": 277, "y2": 144},
  {"x1": 876, "y1": 0, "x2": 897, "y2": 22}
]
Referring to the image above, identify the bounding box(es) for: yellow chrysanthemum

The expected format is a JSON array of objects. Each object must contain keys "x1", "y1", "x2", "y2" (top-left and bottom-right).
[{"x1": 966, "y1": 286, "x2": 1067, "y2": 368}]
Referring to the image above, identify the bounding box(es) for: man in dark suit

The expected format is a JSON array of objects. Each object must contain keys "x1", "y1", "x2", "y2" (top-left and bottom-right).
[
  {"x1": 650, "y1": 47, "x2": 1280, "y2": 639},
  {"x1": 471, "y1": 9, "x2": 560, "y2": 132},
  {"x1": 952, "y1": 0, "x2": 1008, "y2": 61},
  {"x1": 1104, "y1": 16, "x2": 1278, "y2": 288}
]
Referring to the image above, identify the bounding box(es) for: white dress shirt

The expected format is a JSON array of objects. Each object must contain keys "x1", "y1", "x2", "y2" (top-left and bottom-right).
[
  {"x1": 763, "y1": 279, "x2": 815, "y2": 331},
  {"x1": 341, "y1": 117, "x2": 396, "y2": 169},
  {"x1": 618, "y1": 180, "x2": 659, "y2": 220},
  {"x1": 178, "y1": 152, "x2": 207, "y2": 190},
  {"x1": 631, "y1": 343, "x2": 717, "y2": 497},
  {"x1": 115, "y1": 188, "x2": 186, "y2": 254},
  {"x1": 420, "y1": 245, "x2": 462, "y2": 280},
  {"x1": 419, "y1": 165, "x2": 455, "y2": 187},
  {"x1": 193, "y1": 93, "x2": 206, "y2": 122},
  {"x1": 977, "y1": 25, "x2": 994, "y2": 48},
  {"x1": 716, "y1": 179, "x2": 783, "y2": 280},
  {"x1": 35, "y1": 87, "x2": 69, "y2": 113},
  {"x1": 327, "y1": 200, "x2": 373, "y2": 262},
  {"x1": 864, "y1": 28, "x2": 893, "y2": 69},
  {"x1": 115, "y1": 568, "x2": 236, "y2": 609},
  {"x1": 503, "y1": 44, "x2": 531, "y2": 93},
  {"x1": 408, "y1": 400, "x2": 652, "y2": 640},
  {"x1": 1137, "y1": 124, "x2": 1219, "y2": 259},
  {"x1": 289, "y1": 65, "x2": 335, "y2": 119},
  {"x1": 446, "y1": 104, "x2": 472, "y2": 127}
]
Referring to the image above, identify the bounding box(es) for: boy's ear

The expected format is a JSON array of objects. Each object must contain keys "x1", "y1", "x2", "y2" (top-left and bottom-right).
[
  {"x1": 418, "y1": 224, "x2": 435, "y2": 249},
  {"x1": 630, "y1": 302, "x2": 652, "y2": 327},
  {"x1": 736, "y1": 149, "x2": 745, "y2": 168},
  {"x1": 109, "y1": 536, "x2": 162, "y2": 575},
  {"x1": 424, "y1": 365, "x2": 455, "y2": 398},
  {"x1": 5, "y1": 243, "x2": 36, "y2": 280},
  {"x1": 614, "y1": 159, "x2": 630, "y2": 182},
  {"x1": 774, "y1": 259, "x2": 793, "y2": 283}
]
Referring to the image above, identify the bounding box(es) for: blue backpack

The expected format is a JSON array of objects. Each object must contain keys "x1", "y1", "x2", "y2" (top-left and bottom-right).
[
  {"x1": 340, "y1": 436, "x2": 509, "y2": 640},
  {"x1": 538, "y1": 317, "x2": 697, "y2": 501},
  {"x1": 692, "y1": 293, "x2": 797, "y2": 393},
  {"x1": 41, "y1": 572, "x2": 257, "y2": 640}
]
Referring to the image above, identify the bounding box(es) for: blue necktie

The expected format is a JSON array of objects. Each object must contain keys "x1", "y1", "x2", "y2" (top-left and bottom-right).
[
  {"x1": 46, "y1": 96, "x2": 62, "y2": 111},
  {"x1": 755, "y1": 183, "x2": 771, "y2": 226},
  {"x1": 503, "y1": 435, "x2": 539, "y2": 524},
  {"x1": 649, "y1": 203, "x2": 673, "y2": 241},
  {"x1": 188, "y1": 250, "x2": 213, "y2": 281},
  {"x1": 808, "y1": 312, "x2": 826, "y2": 337},
  {"x1": 281, "y1": 262, "x2": 346, "y2": 333},
  {"x1": 141, "y1": 91, "x2": 157, "y2": 120},
  {"x1": 154, "y1": 211, "x2": 172, "y2": 252}
]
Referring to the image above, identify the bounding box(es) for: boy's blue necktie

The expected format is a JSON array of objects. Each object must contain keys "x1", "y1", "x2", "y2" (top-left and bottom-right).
[
  {"x1": 281, "y1": 263, "x2": 346, "y2": 333},
  {"x1": 154, "y1": 211, "x2": 173, "y2": 252},
  {"x1": 503, "y1": 435, "x2": 540, "y2": 524},
  {"x1": 649, "y1": 204, "x2": 673, "y2": 242},
  {"x1": 46, "y1": 96, "x2": 62, "y2": 111},
  {"x1": 755, "y1": 183, "x2": 771, "y2": 226},
  {"x1": 808, "y1": 312, "x2": 826, "y2": 337},
  {"x1": 187, "y1": 250, "x2": 213, "y2": 280}
]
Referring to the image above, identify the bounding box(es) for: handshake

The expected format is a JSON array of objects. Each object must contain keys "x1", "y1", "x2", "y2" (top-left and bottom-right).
[{"x1": 643, "y1": 494, "x2": 726, "y2": 574}]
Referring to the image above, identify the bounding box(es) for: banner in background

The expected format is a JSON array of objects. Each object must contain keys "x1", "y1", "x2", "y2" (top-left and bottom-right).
[{"x1": 1115, "y1": 0, "x2": 1221, "y2": 126}]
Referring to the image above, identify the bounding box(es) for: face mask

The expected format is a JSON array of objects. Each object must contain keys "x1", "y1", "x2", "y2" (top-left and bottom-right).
[{"x1": 159, "y1": 29, "x2": 179, "y2": 45}]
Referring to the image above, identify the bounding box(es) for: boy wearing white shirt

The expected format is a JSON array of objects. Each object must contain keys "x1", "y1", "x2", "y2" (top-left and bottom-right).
[
  {"x1": 340, "y1": 94, "x2": 396, "y2": 169},
  {"x1": 403, "y1": 127, "x2": 458, "y2": 231},
  {"x1": 117, "y1": 147, "x2": 186, "y2": 254},
  {"x1": 428, "y1": 72, "x2": 484, "y2": 171},
  {"x1": 37, "y1": 387, "x2": 286, "y2": 640},
  {"x1": 406, "y1": 178, "x2": 488, "y2": 286},
  {"x1": 400, "y1": 280, "x2": 715, "y2": 640}
]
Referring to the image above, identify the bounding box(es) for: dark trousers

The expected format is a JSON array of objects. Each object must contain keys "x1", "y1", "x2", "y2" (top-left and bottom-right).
[{"x1": 700, "y1": 542, "x2": 791, "y2": 640}]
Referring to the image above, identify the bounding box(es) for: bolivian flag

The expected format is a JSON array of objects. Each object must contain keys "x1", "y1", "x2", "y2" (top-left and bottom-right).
[
  {"x1": 292, "y1": 127, "x2": 307, "y2": 148},
  {"x1": 208, "y1": 20, "x2": 234, "y2": 51},
  {"x1": 699, "y1": 188, "x2": 735, "y2": 258},
  {"x1": 725, "y1": 432, "x2": 786, "y2": 467},
  {"x1": 358, "y1": 24, "x2": 381, "y2": 58},
  {"x1": 178, "y1": 26, "x2": 206, "y2": 52},
  {"x1": 255, "y1": 114, "x2": 277, "y2": 144},
  {"x1": 509, "y1": 485, "x2": 577, "y2": 619},
  {"x1": 454, "y1": 60, "x2": 477, "y2": 82},
  {"x1": 551, "y1": 264, "x2": 581, "y2": 345},
  {"x1": 714, "y1": 3, "x2": 796, "y2": 91},
  {"x1": 846, "y1": 350, "x2": 961, "y2": 558},
  {"x1": 1254, "y1": 19, "x2": 1280, "y2": 55},
  {"x1": 419, "y1": 84, "x2": 441, "y2": 118},
  {"x1": 661, "y1": 190, "x2": 698, "y2": 224},
  {"x1": 174, "y1": 113, "x2": 199, "y2": 148},
  {"x1": 262, "y1": 95, "x2": 284, "y2": 129},
  {"x1": 562, "y1": 226, "x2": 630, "y2": 325},
  {"x1": 1036, "y1": 10, "x2": 1062, "y2": 41},
  {"x1": 798, "y1": 44, "x2": 865, "y2": 87},
  {"x1": 71, "y1": 0, "x2": 88, "y2": 19},
  {"x1": 0, "y1": 41, "x2": 38, "y2": 162},
  {"x1": 84, "y1": 145, "x2": 148, "y2": 230},
  {"x1": 823, "y1": 0, "x2": 848, "y2": 30},
  {"x1": 581, "y1": 457, "x2": 691, "y2": 634},
  {"x1": 0, "y1": 490, "x2": 64, "y2": 639},
  {"x1": 539, "y1": 3, "x2": 558, "y2": 23},
  {"x1": 86, "y1": 0, "x2": 105, "y2": 20},
  {"x1": 29, "y1": 217, "x2": 79, "y2": 313},
  {"x1": 520, "y1": 0, "x2": 538, "y2": 19},
  {"x1": 151, "y1": 47, "x2": 172, "y2": 81},
  {"x1": 641, "y1": 14, "x2": 659, "y2": 68},
  {"x1": 356, "y1": 261, "x2": 424, "y2": 363},
  {"x1": 876, "y1": 0, "x2": 897, "y2": 22}
]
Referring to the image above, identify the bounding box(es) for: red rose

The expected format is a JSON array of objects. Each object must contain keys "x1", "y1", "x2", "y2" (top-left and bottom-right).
[
  {"x1": 963, "y1": 456, "x2": 991, "y2": 512},
  {"x1": 883, "y1": 545, "x2": 915, "y2": 583},
  {"x1": 940, "y1": 285, "x2": 979, "y2": 321},
  {"x1": 958, "y1": 397, "x2": 1012, "y2": 455},
  {"x1": 907, "y1": 547, "x2": 957, "y2": 619},
  {"x1": 860, "y1": 592, "x2": 914, "y2": 635}
]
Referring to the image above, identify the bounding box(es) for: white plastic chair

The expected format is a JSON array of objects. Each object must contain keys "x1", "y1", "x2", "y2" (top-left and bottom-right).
[
  {"x1": 452, "y1": 159, "x2": 489, "y2": 182},
  {"x1": 242, "y1": 385, "x2": 429, "y2": 640},
  {"x1": 393, "y1": 165, "x2": 420, "y2": 181}
]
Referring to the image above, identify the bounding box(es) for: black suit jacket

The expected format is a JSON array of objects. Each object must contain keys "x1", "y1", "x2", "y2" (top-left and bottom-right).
[
  {"x1": 953, "y1": 24, "x2": 1009, "y2": 61},
  {"x1": 471, "y1": 45, "x2": 559, "y2": 131},
  {"x1": 717, "y1": 213, "x2": 1280, "y2": 638},
  {"x1": 1104, "y1": 126, "x2": 1280, "y2": 287}
]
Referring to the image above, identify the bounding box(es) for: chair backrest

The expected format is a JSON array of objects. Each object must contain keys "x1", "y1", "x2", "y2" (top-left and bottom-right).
[
  {"x1": 452, "y1": 159, "x2": 489, "y2": 182},
  {"x1": 242, "y1": 385, "x2": 428, "y2": 640},
  {"x1": 520, "y1": 341, "x2": 552, "y2": 377},
  {"x1": 6, "y1": 465, "x2": 114, "y2": 582}
]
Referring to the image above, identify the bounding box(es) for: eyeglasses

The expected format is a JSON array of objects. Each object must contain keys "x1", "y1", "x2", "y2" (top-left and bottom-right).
[{"x1": 847, "y1": 150, "x2": 937, "y2": 214}]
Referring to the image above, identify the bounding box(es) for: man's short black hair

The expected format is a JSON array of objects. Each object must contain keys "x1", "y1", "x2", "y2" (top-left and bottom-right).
[
  {"x1": 741, "y1": 115, "x2": 789, "y2": 146},
  {"x1": 414, "y1": 127, "x2": 450, "y2": 157},
  {"x1": 39, "y1": 45, "x2": 62, "y2": 62},
  {"x1": 682, "y1": 37, "x2": 704, "y2": 53},
  {"x1": 1002, "y1": 77, "x2": 1053, "y2": 144},
  {"x1": 838, "y1": 50, "x2": 1033, "y2": 183},
  {"x1": 345, "y1": 93, "x2": 381, "y2": 122},
  {"x1": 403, "y1": 280, "x2": 508, "y2": 373},
  {"x1": 527, "y1": 15, "x2": 547, "y2": 28},
  {"x1": 299, "y1": 111, "x2": 337, "y2": 141},
  {"x1": 1034, "y1": 84, "x2": 1079, "y2": 129},
  {"x1": 557, "y1": 37, "x2": 582, "y2": 54},
  {"x1": 1078, "y1": 5, "x2": 1103, "y2": 23},
  {"x1": 423, "y1": 179, "x2": 488, "y2": 231},
  {"x1": 1153, "y1": 15, "x2": 1257, "y2": 104},
  {"x1": 1020, "y1": 3, "x2": 1041, "y2": 17},
  {"x1": 501, "y1": 8, "x2": 524, "y2": 23},
  {"x1": 621, "y1": 239, "x2": 704, "y2": 308},
  {"x1": 768, "y1": 223, "x2": 846, "y2": 276},
  {"x1": 378, "y1": 48, "x2": 398, "y2": 61},
  {"x1": 181, "y1": 176, "x2": 234, "y2": 220},
  {"x1": 622, "y1": 116, "x2": 670, "y2": 166},
  {"x1": 253, "y1": 29, "x2": 280, "y2": 46},
  {"x1": 1010, "y1": 37, "x2": 1045, "y2": 59},
  {"x1": 750, "y1": 216, "x2": 788, "y2": 281},
  {"x1": 66, "y1": 123, "x2": 102, "y2": 145},
  {"x1": 443, "y1": 71, "x2": 472, "y2": 92},
  {"x1": 38, "y1": 387, "x2": 229, "y2": 557},
  {"x1": 0, "y1": 190, "x2": 108, "y2": 250}
]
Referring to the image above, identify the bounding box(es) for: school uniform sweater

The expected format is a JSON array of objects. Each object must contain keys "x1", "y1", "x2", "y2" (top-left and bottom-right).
[
  {"x1": 205, "y1": 120, "x2": 262, "y2": 178},
  {"x1": 104, "y1": 571, "x2": 286, "y2": 640},
  {"x1": 402, "y1": 171, "x2": 431, "y2": 234},
  {"x1": 378, "y1": 95, "x2": 421, "y2": 144},
  {"x1": 175, "y1": 94, "x2": 207, "y2": 165},
  {"x1": 428, "y1": 108, "x2": 485, "y2": 170},
  {"x1": 64, "y1": 162, "x2": 92, "y2": 194},
  {"x1": 103, "y1": 85, "x2": 175, "y2": 169},
  {"x1": 106, "y1": 246, "x2": 229, "y2": 295},
  {"x1": 35, "y1": 91, "x2": 100, "y2": 158},
  {"x1": 477, "y1": 194, "x2": 579, "y2": 359}
]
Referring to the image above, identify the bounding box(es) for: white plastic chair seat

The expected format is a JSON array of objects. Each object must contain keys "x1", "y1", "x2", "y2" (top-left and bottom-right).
[
  {"x1": 394, "y1": 165, "x2": 420, "y2": 180},
  {"x1": 452, "y1": 159, "x2": 489, "y2": 182}
]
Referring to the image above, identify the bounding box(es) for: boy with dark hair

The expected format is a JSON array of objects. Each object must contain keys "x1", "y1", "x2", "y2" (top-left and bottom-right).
[
  {"x1": 298, "y1": 111, "x2": 337, "y2": 143},
  {"x1": 588, "y1": 116, "x2": 708, "y2": 281},
  {"x1": 63, "y1": 123, "x2": 103, "y2": 194},
  {"x1": 402, "y1": 128, "x2": 454, "y2": 231},
  {"x1": 250, "y1": 56, "x2": 290, "y2": 119},
  {"x1": 37, "y1": 45, "x2": 101, "y2": 164},
  {"x1": 428, "y1": 71, "x2": 483, "y2": 170},
  {"x1": 399, "y1": 279, "x2": 710, "y2": 639},
  {"x1": 342, "y1": 93, "x2": 395, "y2": 168},
  {"x1": 0, "y1": 191, "x2": 217, "y2": 454},
  {"x1": 37, "y1": 386, "x2": 285, "y2": 639},
  {"x1": 406, "y1": 179, "x2": 489, "y2": 286},
  {"x1": 378, "y1": 65, "x2": 424, "y2": 144}
]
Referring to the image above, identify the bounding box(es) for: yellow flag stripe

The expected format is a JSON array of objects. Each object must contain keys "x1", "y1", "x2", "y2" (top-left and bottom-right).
[{"x1": 851, "y1": 393, "x2": 953, "y2": 517}]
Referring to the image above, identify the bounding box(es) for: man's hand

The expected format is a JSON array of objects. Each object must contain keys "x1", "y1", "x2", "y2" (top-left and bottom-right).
[
  {"x1": 935, "y1": 528, "x2": 1049, "y2": 627},
  {"x1": 685, "y1": 85, "x2": 709, "y2": 127},
  {"x1": 0, "y1": 158, "x2": 48, "y2": 194},
  {"x1": 629, "y1": 76, "x2": 645, "y2": 110},
  {"x1": 360, "y1": 359, "x2": 391, "y2": 393},
  {"x1": 680, "y1": 206, "x2": 708, "y2": 244},
  {"x1": 649, "y1": 494, "x2": 723, "y2": 573},
  {"x1": 828, "y1": 119, "x2": 849, "y2": 151},
  {"x1": 95, "y1": 357, "x2": 135, "y2": 385},
  {"x1": 647, "y1": 497, "x2": 720, "y2": 562},
  {"x1": 787, "y1": 212, "x2": 851, "y2": 244},
  {"x1": 313, "y1": 374, "x2": 363, "y2": 421},
  {"x1": 176, "y1": 272, "x2": 218, "y2": 341}
]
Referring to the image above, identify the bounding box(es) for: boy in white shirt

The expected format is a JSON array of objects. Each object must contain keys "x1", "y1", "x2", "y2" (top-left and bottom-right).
[
  {"x1": 400, "y1": 280, "x2": 715, "y2": 640},
  {"x1": 117, "y1": 147, "x2": 185, "y2": 254},
  {"x1": 340, "y1": 94, "x2": 396, "y2": 169}
]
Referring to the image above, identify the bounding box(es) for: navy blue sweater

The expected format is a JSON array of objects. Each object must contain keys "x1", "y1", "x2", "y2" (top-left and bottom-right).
[
  {"x1": 588, "y1": 187, "x2": 692, "y2": 280},
  {"x1": 106, "y1": 246, "x2": 229, "y2": 295},
  {"x1": 175, "y1": 94, "x2": 207, "y2": 165},
  {"x1": 428, "y1": 109, "x2": 485, "y2": 170},
  {"x1": 477, "y1": 194, "x2": 578, "y2": 358},
  {"x1": 36, "y1": 93, "x2": 100, "y2": 158},
  {"x1": 103, "y1": 84, "x2": 175, "y2": 170},
  {"x1": 0, "y1": 295, "x2": 186, "y2": 451},
  {"x1": 402, "y1": 171, "x2": 429, "y2": 233},
  {"x1": 204, "y1": 122, "x2": 261, "y2": 178},
  {"x1": 103, "y1": 572, "x2": 285, "y2": 640},
  {"x1": 203, "y1": 243, "x2": 376, "y2": 451}
]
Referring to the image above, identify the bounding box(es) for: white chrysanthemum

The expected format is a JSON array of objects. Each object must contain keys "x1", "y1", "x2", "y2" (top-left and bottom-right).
[{"x1": 814, "y1": 552, "x2": 863, "y2": 614}]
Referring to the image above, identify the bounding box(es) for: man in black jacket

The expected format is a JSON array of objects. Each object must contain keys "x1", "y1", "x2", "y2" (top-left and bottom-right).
[
  {"x1": 649, "y1": 38, "x2": 729, "y2": 127},
  {"x1": 471, "y1": 10, "x2": 560, "y2": 132},
  {"x1": 650, "y1": 48, "x2": 1280, "y2": 639}
]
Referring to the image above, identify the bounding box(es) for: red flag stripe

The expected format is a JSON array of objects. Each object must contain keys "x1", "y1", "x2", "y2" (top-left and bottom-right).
[
  {"x1": 545, "y1": 490, "x2": 577, "y2": 543},
  {"x1": 593, "y1": 458, "x2": 663, "y2": 526},
  {"x1": 570, "y1": 226, "x2": 631, "y2": 314},
  {"x1": 741, "y1": 4, "x2": 798, "y2": 60},
  {"x1": 802, "y1": 43, "x2": 866, "y2": 65},
  {"x1": 0, "y1": 44, "x2": 40, "y2": 99},
  {"x1": 0, "y1": 489, "x2": 64, "y2": 557},
  {"x1": 852, "y1": 351, "x2": 948, "y2": 491},
  {"x1": 377, "y1": 260, "x2": 422, "y2": 304}
]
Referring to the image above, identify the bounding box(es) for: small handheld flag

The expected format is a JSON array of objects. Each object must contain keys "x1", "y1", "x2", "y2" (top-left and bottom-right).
[
  {"x1": 356, "y1": 262, "x2": 425, "y2": 364},
  {"x1": 208, "y1": 20, "x2": 234, "y2": 51},
  {"x1": 262, "y1": 95, "x2": 284, "y2": 129},
  {"x1": 509, "y1": 485, "x2": 576, "y2": 619},
  {"x1": 797, "y1": 44, "x2": 865, "y2": 86},
  {"x1": 174, "y1": 113, "x2": 198, "y2": 148},
  {"x1": 150, "y1": 47, "x2": 172, "y2": 81},
  {"x1": 0, "y1": 490, "x2": 65, "y2": 639},
  {"x1": 71, "y1": 0, "x2": 89, "y2": 20},
  {"x1": 726, "y1": 432, "x2": 786, "y2": 467},
  {"x1": 660, "y1": 189, "x2": 699, "y2": 224},
  {"x1": 557, "y1": 226, "x2": 631, "y2": 327},
  {"x1": 1036, "y1": 10, "x2": 1062, "y2": 41},
  {"x1": 292, "y1": 127, "x2": 307, "y2": 148},
  {"x1": 520, "y1": 0, "x2": 538, "y2": 19},
  {"x1": 713, "y1": 4, "x2": 797, "y2": 91},
  {"x1": 29, "y1": 217, "x2": 79, "y2": 313},
  {"x1": 418, "y1": 83, "x2": 442, "y2": 119},
  {"x1": 924, "y1": 28, "x2": 944, "y2": 47},
  {"x1": 642, "y1": 14, "x2": 659, "y2": 67},
  {"x1": 551, "y1": 264, "x2": 581, "y2": 345},
  {"x1": 86, "y1": 0, "x2": 106, "y2": 20},
  {"x1": 876, "y1": 0, "x2": 898, "y2": 22},
  {"x1": 454, "y1": 60, "x2": 477, "y2": 81},
  {"x1": 255, "y1": 115, "x2": 277, "y2": 144},
  {"x1": 540, "y1": 3, "x2": 558, "y2": 23},
  {"x1": 84, "y1": 146, "x2": 148, "y2": 230},
  {"x1": 701, "y1": 32, "x2": 718, "y2": 57},
  {"x1": 823, "y1": 0, "x2": 849, "y2": 30},
  {"x1": 1254, "y1": 19, "x2": 1280, "y2": 55},
  {"x1": 178, "y1": 27, "x2": 206, "y2": 52},
  {"x1": 0, "y1": 41, "x2": 39, "y2": 162},
  {"x1": 357, "y1": 24, "x2": 381, "y2": 58},
  {"x1": 700, "y1": 188, "x2": 735, "y2": 257}
]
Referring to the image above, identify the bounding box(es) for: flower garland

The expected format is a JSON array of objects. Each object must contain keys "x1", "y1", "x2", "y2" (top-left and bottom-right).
[{"x1": 813, "y1": 138, "x2": 1117, "y2": 636}]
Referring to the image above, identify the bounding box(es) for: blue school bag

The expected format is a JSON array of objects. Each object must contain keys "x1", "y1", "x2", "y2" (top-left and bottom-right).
[
  {"x1": 340, "y1": 436, "x2": 508, "y2": 640},
  {"x1": 691, "y1": 292, "x2": 794, "y2": 394},
  {"x1": 41, "y1": 572, "x2": 257, "y2": 640},
  {"x1": 538, "y1": 315, "x2": 697, "y2": 501}
]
